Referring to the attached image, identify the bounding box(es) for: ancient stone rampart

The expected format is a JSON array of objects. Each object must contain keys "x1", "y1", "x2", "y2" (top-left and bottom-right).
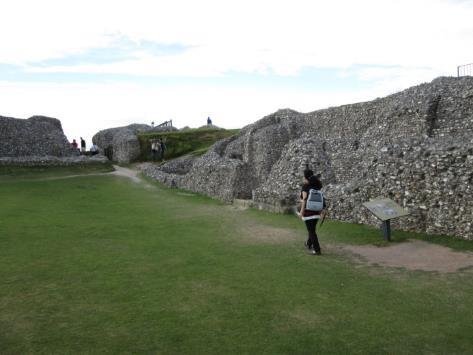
[
  {"x1": 0, "y1": 155, "x2": 109, "y2": 167},
  {"x1": 0, "y1": 115, "x2": 74, "y2": 157},
  {"x1": 0, "y1": 115, "x2": 111, "y2": 167},
  {"x1": 141, "y1": 77, "x2": 473, "y2": 239},
  {"x1": 92, "y1": 124, "x2": 177, "y2": 163}
]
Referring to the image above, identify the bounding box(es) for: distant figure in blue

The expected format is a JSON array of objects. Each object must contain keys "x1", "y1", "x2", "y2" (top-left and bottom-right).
[
  {"x1": 80, "y1": 137, "x2": 86, "y2": 154},
  {"x1": 207, "y1": 116, "x2": 212, "y2": 126}
]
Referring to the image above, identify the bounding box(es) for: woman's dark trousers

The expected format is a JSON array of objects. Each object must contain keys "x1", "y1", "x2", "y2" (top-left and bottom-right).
[{"x1": 305, "y1": 219, "x2": 321, "y2": 253}]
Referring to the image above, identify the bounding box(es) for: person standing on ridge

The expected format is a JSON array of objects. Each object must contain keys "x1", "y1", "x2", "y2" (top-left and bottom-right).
[
  {"x1": 150, "y1": 139, "x2": 158, "y2": 161},
  {"x1": 71, "y1": 139, "x2": 79, "y2": 155},
  {"x1": 159, "y1": 138, "x2": 167, "y2": 162},
  {"x1": 90, "y1": 144, "x2": 99, "y2": 155},
  {"x1": 80, "y1": 137, "x2": 86, "y2": 154},
  {"x1": 207, "y1": 116, "x2": 212, "y2": 126}
]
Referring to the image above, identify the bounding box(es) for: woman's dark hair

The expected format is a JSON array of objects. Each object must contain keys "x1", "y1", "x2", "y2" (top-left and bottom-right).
[
  {"x1": 308, "y1": 175, "x2": 323, "y2": 189},
  {"x1": 304, "y1": 164, "x2": 322, "y2": 189},
  {"x1": 303, "y1": 164, "x2": 314, "y2": 180}
]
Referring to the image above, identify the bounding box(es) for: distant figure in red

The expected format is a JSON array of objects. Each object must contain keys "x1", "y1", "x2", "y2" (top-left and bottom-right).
[{"x1": 71, "y1": 139, "x2": 80, "y2": 155}]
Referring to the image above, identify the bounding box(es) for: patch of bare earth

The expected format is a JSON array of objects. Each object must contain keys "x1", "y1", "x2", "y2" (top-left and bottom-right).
[
  {"x1": 26, "y1": 165, "x2": 153, "y2": 187},
  {"x1": 111, "y1": 165, "x2": 154, "y2": 188},
  {"x1": 110, "y1": 166, "x2": 141, "y2": 183},
  {"x1": 43, "y1": 166, "x2": 473, "y2": 275},
  {"x1": 342, "y1": 239, "x2": 473, "y2": 273},
  {"x1": 282, "y1": 308, "x2": 332, "y2": 326},
  {"x1": 237, "y1": 221, "x2": 298, "y2": 244}
]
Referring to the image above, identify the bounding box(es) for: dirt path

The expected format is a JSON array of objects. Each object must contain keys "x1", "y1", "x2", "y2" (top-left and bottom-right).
[
  {"x1": 110, "y1": 165, "x2": 142, "y2": 183},
  {"x1": 236, "y1": 218, "x2": 473, "y2": 273},
  {"x1": 15, "y1": 172, "x2": 111, "y2": 181},
  {"x1": 341, "y1": 239, "x2": 473, "y2": 273},
  {"x1": 111, "y1": 169, "x2": 473, "y2": 273},
  {"x1": 110, "y1": 165, "x2": 156, "y2": 189},
  {"x1": 23, "y1": 165, "x2": 154, "y2": 187},
  {"x1": 26, "y1": 166, "x2": 473, "y2": 274}
]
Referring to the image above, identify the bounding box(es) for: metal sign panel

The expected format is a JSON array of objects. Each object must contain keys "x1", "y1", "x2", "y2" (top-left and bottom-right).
[{"x1": 363, "y1": 198, "x2": 409, "y2": 221}]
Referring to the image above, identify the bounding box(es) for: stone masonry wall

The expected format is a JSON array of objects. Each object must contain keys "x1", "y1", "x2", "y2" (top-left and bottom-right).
[
  {"x1": 0, "y1": 115, "x2": 74, "y2": 157},
  {"x1": 141, "y1": 77, "x2": 473, "y2": 239},
  {"x1": 92, "y1": 124, "x2": 178, "y2": 164}
]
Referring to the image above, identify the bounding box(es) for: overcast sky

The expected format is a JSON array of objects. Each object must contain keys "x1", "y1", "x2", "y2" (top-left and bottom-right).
[{"x1": 1, "y1": 0, "x2": 473, "y2": 145}]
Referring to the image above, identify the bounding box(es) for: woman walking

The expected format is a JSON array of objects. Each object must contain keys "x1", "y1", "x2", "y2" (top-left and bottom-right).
[{"x1": 299, "y1": 166, "x2": 325, "y2": 255}]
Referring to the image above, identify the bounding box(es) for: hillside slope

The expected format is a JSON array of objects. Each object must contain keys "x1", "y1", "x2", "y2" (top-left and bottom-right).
[{"x1": 138, "y1": 128, "x2": 239, "y2": 161}]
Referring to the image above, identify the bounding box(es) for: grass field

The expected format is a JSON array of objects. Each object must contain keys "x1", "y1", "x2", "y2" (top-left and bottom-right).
[
  {"x1": 1, "y1": 168, "x2": 472, "y2": 354},
  {"x1": 0, "y1": 164, "x2": 114, "y2": 182}
]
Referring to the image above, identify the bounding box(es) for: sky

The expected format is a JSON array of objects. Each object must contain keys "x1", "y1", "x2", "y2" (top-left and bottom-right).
[{"x1": 1, "y1": 0, "x2": 473, "y2": 146}]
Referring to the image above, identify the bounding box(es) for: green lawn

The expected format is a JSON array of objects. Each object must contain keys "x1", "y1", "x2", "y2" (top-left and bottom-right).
[
  {"x1": 0, "y1": 163, "x2": 114, "y2": 182},
  {"x1": 1, "y1": 170, "x2": 472, "y2": 354}
]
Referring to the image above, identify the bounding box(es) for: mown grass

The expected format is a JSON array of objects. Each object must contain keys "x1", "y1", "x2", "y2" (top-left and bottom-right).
[
  {"x1": 138, "y1": 128, "x2": 239, "y2": 161},
  {"x1": 0, "y1": 171, "x2": 472, "y2": 354},
  {"x1": 0, "y1": 163, "x2": 114, "y2": 182}
]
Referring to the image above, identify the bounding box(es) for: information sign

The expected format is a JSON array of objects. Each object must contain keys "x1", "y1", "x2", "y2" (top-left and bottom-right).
[
  {"x1": 363, "y1": 198, "x2": 409, "y2": 221},
  {"x1": 363, "y1": 198, "x2": 409, "y2": 241}
]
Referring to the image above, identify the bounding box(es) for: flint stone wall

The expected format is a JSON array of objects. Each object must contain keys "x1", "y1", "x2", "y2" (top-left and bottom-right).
[
  {"x1": 141, "y1": 77, "x2": 473, "y2": 239},
  {"x1": 0, "y1": 155, "x2": 109, "y2": 167},
  {"x1": 92, "y1": 124, "x2": 177, "y2": 163},
  {"x1": 0, "y1": 115, "x2": 74, "y2": 157}
]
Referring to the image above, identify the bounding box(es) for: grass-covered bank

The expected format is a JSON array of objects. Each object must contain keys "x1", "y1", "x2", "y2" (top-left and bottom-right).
[
  {"x1": 138, "y1": 128, "x2": 239, "y2": 161},
  {"x1": 1, "y1": 172, "x2": 472, "y2": 354}
]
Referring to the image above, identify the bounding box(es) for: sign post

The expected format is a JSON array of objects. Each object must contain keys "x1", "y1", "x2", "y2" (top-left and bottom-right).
[
  {"x1": 381, "y1": 219, "x2": 391, "y2": 241},
  {"x1": 363, "y1": 198, "x2": 409, "y2": 241}
]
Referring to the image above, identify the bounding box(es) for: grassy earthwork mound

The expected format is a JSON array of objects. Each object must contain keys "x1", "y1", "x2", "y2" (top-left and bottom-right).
[{"x1": 138, "y1": 128, "x2": 240, "y2": 161}]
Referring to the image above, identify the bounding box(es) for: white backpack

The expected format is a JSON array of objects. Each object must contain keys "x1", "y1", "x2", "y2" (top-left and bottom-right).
[{"x1": 306, "y1": 189, "x2": 324, "y2": 212}]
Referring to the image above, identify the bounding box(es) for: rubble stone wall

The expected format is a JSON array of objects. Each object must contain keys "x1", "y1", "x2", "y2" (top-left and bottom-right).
[
  {"x1": 0, "y1": 115, "x2": 74, "y2": 157},
  {"x1": 92, "y1": 124, "x2": 177, "y2": 163},
  {"x1": 141, "y1": 77, "x2": 473, "y2": 239},
  {"x1": 0, "y1": 155, "x2": 110, "y2": 167}
]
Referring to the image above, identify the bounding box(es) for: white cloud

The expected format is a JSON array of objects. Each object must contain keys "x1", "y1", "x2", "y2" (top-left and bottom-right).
[
  {"x1": 2, "y1": 0, "x2": 473, "y2": 74},
  {"x1": 1, "y1": 0, "x2": 473, "y2": 148},
  {"x1": 0, "y1": 80, "x2": 387, "y2": 146},
  {"x1": 349, "y1": 66, "x2": 445, "y2": 93}
]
